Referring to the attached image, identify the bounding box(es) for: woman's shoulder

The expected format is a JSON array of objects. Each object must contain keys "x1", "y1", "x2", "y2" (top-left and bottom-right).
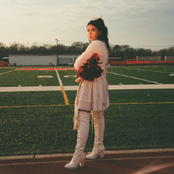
[
  {"x1": 88, "y1": 40, "x2": 104, "y2": 49},
  {"x1": 91, "y1": 40, "x2": 103, "y2": 45}
]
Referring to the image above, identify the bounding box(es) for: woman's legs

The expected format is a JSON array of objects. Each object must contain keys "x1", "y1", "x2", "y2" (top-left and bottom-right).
[
  {"x1": 86, "y1": 110, "x2": 105, "y2": 159},
  {"x1": 65, "y1": 111, "x2": 90, "y2": 169}
]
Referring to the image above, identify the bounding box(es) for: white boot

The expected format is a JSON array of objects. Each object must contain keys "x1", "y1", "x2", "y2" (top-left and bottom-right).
[
  {"x1": 86, "y1": 111, "x2": 105, "y2": 159},
  {"x1": 65, "y1": 111, "x2": 90, "y2": 170}
]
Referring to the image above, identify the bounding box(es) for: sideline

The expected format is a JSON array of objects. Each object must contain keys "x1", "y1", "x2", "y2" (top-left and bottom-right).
[{"x1": 0, "y1": 84, "x2": 174, "y2": 92}]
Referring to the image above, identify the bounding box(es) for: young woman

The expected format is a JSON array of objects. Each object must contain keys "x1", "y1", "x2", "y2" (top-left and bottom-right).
[{"x1": 65, "y1": 18, "x2": 110, "y2": 170}]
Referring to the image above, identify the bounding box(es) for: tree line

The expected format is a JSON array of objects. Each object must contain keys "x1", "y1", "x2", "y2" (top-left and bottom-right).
[{"x1": 0, "y1": 41, "x2": 174, "y2": 60}]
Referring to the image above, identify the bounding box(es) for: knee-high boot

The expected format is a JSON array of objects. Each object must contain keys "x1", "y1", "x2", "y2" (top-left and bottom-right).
[
  {"x1": 86, "y1": 111, "x2": 105, "y2": 159},
  {"x1": 65, "y1": 111, "x2": 90, "y2": 170}
]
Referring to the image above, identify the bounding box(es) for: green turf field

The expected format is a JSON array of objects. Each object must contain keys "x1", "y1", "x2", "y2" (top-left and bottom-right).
[
  {"x1": 1, "y1": 65, "x2": 174, "y2": 86},
  {"x1": 0, "y1": 66, "x2": 174, "y2": 156}
]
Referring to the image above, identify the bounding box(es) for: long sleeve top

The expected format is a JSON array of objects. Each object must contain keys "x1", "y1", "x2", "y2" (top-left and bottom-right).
[{"x1": 74, "y1": 40, "x2": 109, "y2": 113}]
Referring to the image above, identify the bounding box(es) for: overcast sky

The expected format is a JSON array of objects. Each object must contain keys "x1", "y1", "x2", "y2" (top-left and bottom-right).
[{"x1": 0, "y1": 0, "x2": 174, "y2": 50}]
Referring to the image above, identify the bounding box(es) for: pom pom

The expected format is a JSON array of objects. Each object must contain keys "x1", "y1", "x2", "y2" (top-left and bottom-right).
[{"x1": 76, "y1": 53, "x2": 103, "y2": 81}]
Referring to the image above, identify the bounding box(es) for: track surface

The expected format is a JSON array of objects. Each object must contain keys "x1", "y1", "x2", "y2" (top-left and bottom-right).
[{"x1": 0, "y1": 150, "x2": 174, "y2": 174}]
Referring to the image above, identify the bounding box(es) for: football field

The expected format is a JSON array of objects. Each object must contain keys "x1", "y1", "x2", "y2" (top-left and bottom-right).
[{"x1": 0, "y1": 65, "x2": 174, "y2": 156}]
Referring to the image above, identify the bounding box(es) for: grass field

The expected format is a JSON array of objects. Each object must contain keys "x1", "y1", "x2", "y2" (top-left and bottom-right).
[{"x1": 0, "y1": 65, "x2": 174, "y2": 156}]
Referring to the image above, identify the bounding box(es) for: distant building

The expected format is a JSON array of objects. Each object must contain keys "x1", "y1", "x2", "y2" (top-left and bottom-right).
[{"x1": 6, "y1": 54, "x2": 80, "y2": 66}]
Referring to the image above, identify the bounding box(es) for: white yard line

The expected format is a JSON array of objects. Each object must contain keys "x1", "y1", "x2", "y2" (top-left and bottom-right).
[
  {"x1": 54, "y1": 67, "x2": 63, "y2": 86},
  {"x1": 108, "y1": 71, "x2": 161, "y2": 84},
  {"x1": 0, "y1": 84, "x2": 174, "y2": 92},
  {"x1": 0, "y1": 69, "x2": 16, "y2": 76},
  {"x1": 54, "y1": 67, "x2": 69, "y2": 105}
]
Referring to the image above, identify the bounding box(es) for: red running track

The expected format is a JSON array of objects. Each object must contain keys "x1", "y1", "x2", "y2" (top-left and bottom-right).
[
  {"x1": 18, "y1": 68, "x2": 75, "y2": 71},
  {"x1": 0, "y1": 150, "x2": 174, "y2": 174}
]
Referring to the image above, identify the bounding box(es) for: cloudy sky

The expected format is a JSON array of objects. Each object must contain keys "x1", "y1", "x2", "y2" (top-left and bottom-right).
[{"x1": 0, "y1": 0, "x2": 174, "y2": 50}]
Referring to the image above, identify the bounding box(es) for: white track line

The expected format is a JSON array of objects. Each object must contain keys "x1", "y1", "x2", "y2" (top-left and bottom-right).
[
  {"x1": 108, "y1": 71, "x2": 161, "y2": 84},
  {"x1": 134, "y1": 162, "x2": 174, "y2": 174},
  {"x1": 0, "y1": 156, "x2": 173, "y2": 167}
]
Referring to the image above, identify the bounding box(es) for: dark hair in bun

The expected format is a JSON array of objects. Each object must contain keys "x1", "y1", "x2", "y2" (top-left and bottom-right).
[{"x1": 87, "y1": 18, "x2": 110, "y2": 52}]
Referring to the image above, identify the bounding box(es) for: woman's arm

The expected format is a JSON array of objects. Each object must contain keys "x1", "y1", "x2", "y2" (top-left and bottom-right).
[{"x1": 74, "y1": 41, "x2": 100, "y2": 70}]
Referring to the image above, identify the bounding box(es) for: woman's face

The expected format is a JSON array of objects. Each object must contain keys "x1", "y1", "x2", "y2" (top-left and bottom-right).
[{"x1": 87, "y1": 24, "x2": 101, "y2": 41}]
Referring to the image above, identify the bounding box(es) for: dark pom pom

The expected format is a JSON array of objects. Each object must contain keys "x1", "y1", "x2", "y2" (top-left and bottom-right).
[{"x1": 77, "y1": 53, "x2": 103, "y2": 81}]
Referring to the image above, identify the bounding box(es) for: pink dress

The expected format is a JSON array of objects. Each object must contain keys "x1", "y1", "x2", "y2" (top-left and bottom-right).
[{"x1": 73, "y1": 40, "x2": 109, "y2": 123}]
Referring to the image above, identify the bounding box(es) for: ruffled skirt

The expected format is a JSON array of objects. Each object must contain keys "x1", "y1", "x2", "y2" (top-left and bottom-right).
[{"x1": 74, "y1": 74, "x2": 109, "y2": 113}]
